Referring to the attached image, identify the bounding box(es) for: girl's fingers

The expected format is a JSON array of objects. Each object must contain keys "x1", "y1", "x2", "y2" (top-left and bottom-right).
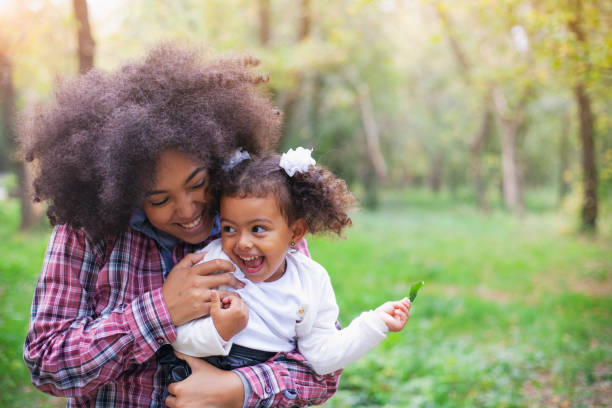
[
  {"x1": 394, "y1": 302, "x2": 410, "y2": 314},
  {"x1": 164, "y1": 394, "x2": 177, "y2": 407}
]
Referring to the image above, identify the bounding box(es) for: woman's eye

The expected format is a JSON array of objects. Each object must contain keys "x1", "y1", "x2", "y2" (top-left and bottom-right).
[
  {"x1": 252, "y1": 225, "x2": 267, "y2": 233},
  {"x1": 222, "y1": 225, "x2": 235, "y2": 233},
  {"x1": 191, "y1": 179, "x2": 207, "y2": 189},
  {"x1": 149, "y1": 197, "x2": 169, "y2": 206}
]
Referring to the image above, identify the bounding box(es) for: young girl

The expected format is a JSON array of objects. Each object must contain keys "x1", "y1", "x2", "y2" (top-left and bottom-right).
[{"x1": 165, "y1": 147, "x2": 411, "y2": 379}]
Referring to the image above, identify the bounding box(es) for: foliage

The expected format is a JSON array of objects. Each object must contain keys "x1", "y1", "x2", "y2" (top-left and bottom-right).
[
  {"x1": 1, "y1": 0, "x2": 611, "y2": 225},
  {"x1": 0, "y1": 200, "x2": 61, "y2": 407}
]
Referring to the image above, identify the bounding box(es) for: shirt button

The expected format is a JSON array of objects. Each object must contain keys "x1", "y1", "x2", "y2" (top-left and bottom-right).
[
  {"x1": 265, "y1": 387, "x2": 271, "y2": 393},
  {"x1": 156, "y1": 337, "x2": 165, "y2": 345}
]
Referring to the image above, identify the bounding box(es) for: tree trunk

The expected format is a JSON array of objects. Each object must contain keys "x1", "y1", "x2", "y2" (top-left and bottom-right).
[
  {"x1": 73, "y1": 0, "x2": 95, "y2": 74},
  {"x1": 298, "y1": 0, "x2": 311, "y2": 41},
  {"x1": 471, "y1": 92, "x2": 493, "y2": 212},
  {"x1": 428, "y1": 151, "x2": 444, "y2": 193},
  {"x1": 493, "y1": 87, "x2": 525, "y2": 215},
  {"x1": 574, "y1": 83, "x2": 598, "y2": 231},
  {"x1": 558, "y1": 109, "x2": 571, "y2": 201},
  {"x1": 568, "y1": 0, "x2": 598, "y2": 232},
  {"x1": 258, "y1": 0, "x2": 270, "y2": 45},
  {"x1": 356, "y1": 83, "x2": 387, "y2": 182},
  {"x1": 0, "y1": 53, "x2": 37, "y2": 229},
  {"x1": 280, "y1": 0, "x2": 311, "y2": 133},
  {"x1": 309, "y1": 75, "x2": 324, "y2": 143}
]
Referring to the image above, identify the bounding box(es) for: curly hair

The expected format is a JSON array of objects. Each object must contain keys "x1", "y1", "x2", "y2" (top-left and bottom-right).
[
  {"x1": 220, "y1": 155, "x2": 356, "y2": 236},
  {"x1": 19, "y1": 43, "x2": 281, "y2": 239}
]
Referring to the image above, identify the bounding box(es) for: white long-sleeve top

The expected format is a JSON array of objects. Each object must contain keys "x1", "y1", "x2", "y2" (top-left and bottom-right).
[{"x1": 172, "y1": 239, "x2": 388, "y2": 375}]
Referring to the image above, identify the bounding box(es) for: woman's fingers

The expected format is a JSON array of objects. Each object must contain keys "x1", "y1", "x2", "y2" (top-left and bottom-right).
[
  {"x1": 174, "y1": 350, "x2": 209, "y2": 373},
  {"x1": 200, "y1": 272, "x2": 245, "y2": 289},
  {"x1": 193, "y1": 258, "x2": 235, "y2": 276},
  {"x1": 175, "y1": 251, "x2": 207, "y2": 268}
]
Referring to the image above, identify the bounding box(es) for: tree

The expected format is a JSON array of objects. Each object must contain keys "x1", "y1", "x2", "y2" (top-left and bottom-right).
[
  {"x1": 73, "y1": 0, "x2": 95, "y2": 74},
  {"x1": 527, "y1": 0, "x2": 609, "y2": 231},
  {"x1": 434, "y1": 2, "x2": 492, "y2": 210},
  {"x1": 0, "y1": 52, "x2": 37, "y2": 229},
  {"x1": 568, "y1": 1, "x2": 598, "y2": 232},
  {"x1": 258, "y1": 0, "x2": 271, "y2": 46}
]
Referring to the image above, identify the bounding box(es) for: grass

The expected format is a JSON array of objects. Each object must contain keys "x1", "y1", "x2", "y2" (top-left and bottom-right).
[{"x1": 1, "y1": 189, "x2": 611, "y2": 407}]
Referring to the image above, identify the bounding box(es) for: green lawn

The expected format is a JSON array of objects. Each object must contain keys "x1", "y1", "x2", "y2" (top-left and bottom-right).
[{"x1": 1, "y1": 191, "x2": 610, "y2": 407}]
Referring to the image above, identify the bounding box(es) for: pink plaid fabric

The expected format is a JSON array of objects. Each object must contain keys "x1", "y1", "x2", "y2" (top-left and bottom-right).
[{"x1": 24, "y1": 224, "x2": 340, "y2": 407}]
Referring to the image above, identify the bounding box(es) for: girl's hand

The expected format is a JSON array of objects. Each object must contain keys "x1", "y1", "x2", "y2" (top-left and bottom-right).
[
  {"x1": 162, "y1": 253, "x2": 245, "y2": 326},
  {"x1": 210, "y1": 290, "x2": 249, "y2": 341},
  {"x1": 165, "y1": 351, "x2": 244, "y2": 408},
  {"x1": 375, "y1": 297, "x2": 411, "y2": 332}
]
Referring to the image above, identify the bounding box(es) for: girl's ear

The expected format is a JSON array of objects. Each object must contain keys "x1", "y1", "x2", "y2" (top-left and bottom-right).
[{"x1": 290, "y1": 219, "x2": 307, "y2": 244}]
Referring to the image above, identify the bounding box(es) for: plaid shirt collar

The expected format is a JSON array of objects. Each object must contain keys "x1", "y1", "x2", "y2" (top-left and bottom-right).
[{"x1": 129, "y1": 207, "x2": 221, "y2": 271}]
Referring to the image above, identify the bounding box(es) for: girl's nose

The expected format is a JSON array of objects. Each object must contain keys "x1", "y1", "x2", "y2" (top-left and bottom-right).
[{"x1": 237, "y1": 234, "x2": 253, "y2": 250}]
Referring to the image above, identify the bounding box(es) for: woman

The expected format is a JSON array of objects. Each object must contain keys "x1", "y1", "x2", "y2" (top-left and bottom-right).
[{"x1": 21, "y1": 43, "x2": 340, "y2": 408}]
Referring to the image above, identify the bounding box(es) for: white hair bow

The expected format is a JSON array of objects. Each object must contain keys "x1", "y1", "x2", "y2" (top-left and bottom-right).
[{"x1": 279, "y1": 147, "x2": 316, "y2": 177}]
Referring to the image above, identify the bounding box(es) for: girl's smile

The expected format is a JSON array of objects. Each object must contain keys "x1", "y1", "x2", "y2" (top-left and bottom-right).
[{"x1": 220, "y1": 195, "x2": 305, "y2": 283}]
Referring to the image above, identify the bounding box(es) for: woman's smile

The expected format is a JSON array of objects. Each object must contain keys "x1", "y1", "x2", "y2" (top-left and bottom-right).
[{"x1": 176, "y1": 213, "x2": 204, "y2": 230}]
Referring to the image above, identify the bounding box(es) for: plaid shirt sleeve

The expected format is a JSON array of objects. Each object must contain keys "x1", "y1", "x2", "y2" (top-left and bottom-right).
[
  {"x1": 23, "y1": 224, "x2": 176, "y2": 397},
  {"x1": 235, "y1": 351, "x2": 342, "y2": 408}
]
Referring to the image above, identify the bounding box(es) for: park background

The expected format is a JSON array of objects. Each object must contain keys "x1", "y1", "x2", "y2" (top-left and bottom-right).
[{"x1": 0, "y1": 0, "x2": 611, "y2": 407}]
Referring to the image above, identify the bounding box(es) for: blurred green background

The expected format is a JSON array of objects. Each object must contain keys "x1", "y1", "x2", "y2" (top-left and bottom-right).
[{"x1": 0, "y1": 0, "x2": 611, "y2": 407}]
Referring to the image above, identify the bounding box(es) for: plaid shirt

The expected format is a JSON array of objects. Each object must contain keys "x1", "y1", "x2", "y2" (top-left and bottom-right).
[{"x1": 24, "y1": 223, "x2": 340, "y2": 407}]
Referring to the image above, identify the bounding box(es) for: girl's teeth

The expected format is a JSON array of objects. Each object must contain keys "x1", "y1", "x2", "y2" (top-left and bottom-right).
[{"x1": 180, "y1": 215, "x2": 202, "y2": 229}]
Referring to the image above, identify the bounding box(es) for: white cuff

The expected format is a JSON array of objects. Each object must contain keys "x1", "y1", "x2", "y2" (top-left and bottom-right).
[{"x1": 172, "y1": 316, "x2": 233, "y2": 357}]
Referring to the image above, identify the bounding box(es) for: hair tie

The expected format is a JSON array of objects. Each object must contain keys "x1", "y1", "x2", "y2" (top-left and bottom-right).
[
  {"x1": 279, "y1": 147, "x2": 316, "y2": 177},
  {"x1": 222, "y1": 147, "x2": 251, "y2": 171}
]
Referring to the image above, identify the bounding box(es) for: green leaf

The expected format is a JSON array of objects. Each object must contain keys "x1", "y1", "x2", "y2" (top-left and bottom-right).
[{"x1": 409, "y1": 281, "x2": 424, "y2": 302}]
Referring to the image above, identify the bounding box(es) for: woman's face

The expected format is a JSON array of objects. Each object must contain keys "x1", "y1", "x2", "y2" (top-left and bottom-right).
[{"x1": 143, "y1": 149, "x2": 214, "y2": 244}]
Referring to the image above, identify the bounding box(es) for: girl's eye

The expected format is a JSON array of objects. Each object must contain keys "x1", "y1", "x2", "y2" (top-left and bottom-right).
[
  {"x1": 191, "y1": 179, "x2": 207, "y2": 190},
  {"x1": 252, "y1": 225, "x2": 267, "y2": 233},
  {"x1": 149, "y1": 197, "x2": 169, "y2": 206},
  {"x1": 222, "y1": 225, "x2": 235, "y2": 233}
]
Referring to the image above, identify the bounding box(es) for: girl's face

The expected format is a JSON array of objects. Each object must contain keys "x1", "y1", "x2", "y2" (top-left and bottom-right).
[
  {"x1": 220, "y1": 194, "x2": 306, "y2": 283},
  {"x1": 143, "y1": 149, "x2": 213, "y2": 244}
]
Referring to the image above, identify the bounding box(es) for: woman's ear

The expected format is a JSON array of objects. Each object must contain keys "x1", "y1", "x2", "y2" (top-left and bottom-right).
[{"x1": 290, "y1": 219, "x2": 307, "y2": 244}]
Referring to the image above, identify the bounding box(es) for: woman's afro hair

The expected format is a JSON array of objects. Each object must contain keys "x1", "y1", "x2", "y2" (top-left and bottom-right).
[{"x1": 20, "y1": 43, "x2": 282, "y2": 240}]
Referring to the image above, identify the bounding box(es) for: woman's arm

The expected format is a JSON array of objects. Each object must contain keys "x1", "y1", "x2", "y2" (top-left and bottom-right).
[
  {"x1": 166, "y1": 351, "x2": 341, "y2": 408},
  {"x1": 23, "y1": 224, "x2": 176, "y2": 397},
  {"x1": 235, "y1": 351, "x2": 341, "y2": 407}
]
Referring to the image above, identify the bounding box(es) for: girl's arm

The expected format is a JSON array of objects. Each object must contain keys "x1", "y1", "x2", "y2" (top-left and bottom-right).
[
  {"x1": 295, "y1": 259, "x2": 410, "y2": 376},
  {"x1": 172, "y1": 291, "x2": 248, "y2": 357},
  {"x1": 296, "y1": 271, "x2": 390, "y2": 375},
  {"x1": 23, "y1": 224, "x2": 177, "y2": 397}
]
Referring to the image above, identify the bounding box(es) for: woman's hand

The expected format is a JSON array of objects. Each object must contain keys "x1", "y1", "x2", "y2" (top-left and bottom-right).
[
  {"x1": 165, "y1": 351, "x2": 245, "y2": 408},
  {"x1": 376, "y1": 297, "x2": 411, "y2": 332},
  {"x1": 210, "y1": 291, "x2": 249, "y2": 341},
  {"x1": 163, "y1": 253, "x2": 245, "y2": 326}
]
